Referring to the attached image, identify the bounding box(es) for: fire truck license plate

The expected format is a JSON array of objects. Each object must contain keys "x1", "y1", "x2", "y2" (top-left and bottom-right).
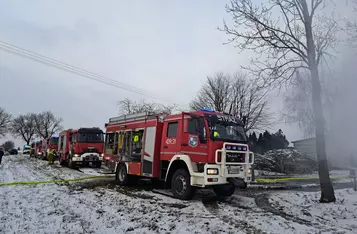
[{"x1": 227, "y1": 166, "x2": 240, "y2": 174}]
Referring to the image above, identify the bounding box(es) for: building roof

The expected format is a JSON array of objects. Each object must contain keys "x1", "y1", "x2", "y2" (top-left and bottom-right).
[{"x1": 291, "y1": 137, "x2": 316, "y2": 144}]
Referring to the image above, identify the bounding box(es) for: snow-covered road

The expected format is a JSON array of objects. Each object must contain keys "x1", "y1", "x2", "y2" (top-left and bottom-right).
[{"x1": 0, "y1": 155, "x2": 354, "y2": 234}]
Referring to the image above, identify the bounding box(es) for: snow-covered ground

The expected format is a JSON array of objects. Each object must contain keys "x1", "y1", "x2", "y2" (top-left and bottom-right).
[
  {"x1": 269, "y1": 189, "x2": 357, "y2": 233},
  {"x1": 0, "y1": 155, "x2": 354, "y2": 233},
  {"x1": 256, "y1": 169, "x2": 351, "y2": 178}
]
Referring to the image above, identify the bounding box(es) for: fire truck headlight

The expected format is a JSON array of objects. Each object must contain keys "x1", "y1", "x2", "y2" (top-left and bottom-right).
[
  {"x1": 248, "y1": 168, "x2": 251, "y2": 175},
  {"x1": 74, "y1": 154, "x2": 79, "y2": 157},
  {"x1": 207, "y1": 168, "x2": 219, "y2": 175},
  {"x1": 101, "y1": 153, "x2": 104, "y2": 157}
]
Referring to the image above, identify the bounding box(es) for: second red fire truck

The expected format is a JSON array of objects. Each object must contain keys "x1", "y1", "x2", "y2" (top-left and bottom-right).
[
  {"x1": 40, "y1": 136, "x2": 59, "y2": 160},
  {"x1": 104, "y1": 109, "x2": 254, "y2": 200},
  {"x1": 58, "y1": 127, "x2": 104, "y2": 168}
]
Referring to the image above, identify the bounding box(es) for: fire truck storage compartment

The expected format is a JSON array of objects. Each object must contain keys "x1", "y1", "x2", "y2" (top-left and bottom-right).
[
  {"x1": 128, "y1": 162, "x2": 141, "y2": 176},
  {"x1": 105, "y1": 112, "x2": 164, "y2": 178}
]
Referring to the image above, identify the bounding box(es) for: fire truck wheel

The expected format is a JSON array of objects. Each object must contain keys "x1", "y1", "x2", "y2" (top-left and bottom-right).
[
  {"x1": 171, "y1": 169, "x2": 195, "y2": 200},
  {"x1": 59, "y1": 155, "x2": 66, "y2": 166},
  {"x1": 95, "y1": 162, "x2": 102, "y2": 168},
  {"x1": 213, "y1": 183, "x2": 236, "y2": 197},
  {"x1": 68, "y1": 157, "x2": 76, "y2": 169},
  {"x1": 116, "y1": 163, "x2": 129, "y2": 185}
]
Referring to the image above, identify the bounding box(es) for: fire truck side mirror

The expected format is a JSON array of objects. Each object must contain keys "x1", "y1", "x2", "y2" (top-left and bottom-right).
[
  {"x1": 242, "y1": 116, "x2": 247, "y2": 126},
  {"x1": 197, "y1": 119, "x2": 207, "y2": 144}
]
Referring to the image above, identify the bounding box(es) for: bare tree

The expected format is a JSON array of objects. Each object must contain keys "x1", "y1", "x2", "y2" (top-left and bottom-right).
[
  {"x1": 222, "y1": 0, "x2": 337, "y2": 202},
  {"x1": 283, "y1": 71, "x2": 315, "y2": 136},
  {"x1": 0, "y1": 107, "x2": 12, "y2": 138},
  {"x1": 190, "y1": 72, "x2": 271, "y2": 131},
  {"x1": 1, "y1": 140, "x2": 14, "y2": 151},
  {"x1": 346, "y1": 0, "x2": 357, "y2": 48},
  {"x1": 283, "y1": 70, "x2": 336, "y2": 137},
  {"x1": 118, "y1": 98, "x2": 177, "y2": 115},
  {"x1": 34, "y1": 111, "x2": 63, "y2": 139},
  {"x1": 10, "y1": 113, "x2": 37, "y2": 145},
  {"x1": 190, "y1": 73, "x2": 231, "y2": 112}
]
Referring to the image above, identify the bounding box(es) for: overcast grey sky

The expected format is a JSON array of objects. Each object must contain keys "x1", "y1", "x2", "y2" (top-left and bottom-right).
[{"x1": 1, "y1": 0, "x2": 353, "y2": 147}]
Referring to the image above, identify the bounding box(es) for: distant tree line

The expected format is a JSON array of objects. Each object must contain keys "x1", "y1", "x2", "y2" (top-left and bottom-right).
[
  {"x1": 248, "y1": 129, "x2": 289, "y2": 154},
  {"x1": 0, "y1": 107, "x2": 63, "y2": 145}
]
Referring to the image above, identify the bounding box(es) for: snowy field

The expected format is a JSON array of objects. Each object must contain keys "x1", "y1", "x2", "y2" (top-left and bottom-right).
[
  {"x1": 0, "y1": 155, "x2": 356, "y2": 234},
  {"x1": 269, "y1": 189, "x2": 357, "y2": 233}
]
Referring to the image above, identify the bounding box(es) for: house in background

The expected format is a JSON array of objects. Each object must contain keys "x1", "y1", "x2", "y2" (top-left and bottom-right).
[
  {"x1": 292, "y1": 137, "x2": 350, "y2": 168},
  {"x1": 292, "y1": 138, "x2": 317, "y2": 161}
]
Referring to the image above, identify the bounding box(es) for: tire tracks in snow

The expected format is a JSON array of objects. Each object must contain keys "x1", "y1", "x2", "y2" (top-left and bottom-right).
[
  {"x1": 255, "y1": 193, "x2": 313, "y2": 226},
  {"x1": 201, "y1": 195, "x2": 265, "y2": 234},
  {"x1": 254, "y1": 193, "x2": 339, "y2": 233}
]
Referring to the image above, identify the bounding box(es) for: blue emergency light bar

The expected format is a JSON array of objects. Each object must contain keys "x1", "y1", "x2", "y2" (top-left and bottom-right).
[
  {"x1": 199, "y1": 108, "x2": 215, "y2": 112},
  {"x1": 225, "y1": 145, "x2": 247, "y2": 151}
]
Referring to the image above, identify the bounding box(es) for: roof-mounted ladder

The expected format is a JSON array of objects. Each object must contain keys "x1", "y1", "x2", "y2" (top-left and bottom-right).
[{"x1": 108, "y1": 112, "x2": 159, "y2": 124}]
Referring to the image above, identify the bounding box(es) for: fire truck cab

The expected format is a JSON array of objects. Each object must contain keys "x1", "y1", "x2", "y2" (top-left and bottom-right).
[
  {"x1": 58, "y1": 128, "x2": 104, "y2": 168},
  {"x1": 104, "y1": 109, "x2": 254, "y2": 200}
]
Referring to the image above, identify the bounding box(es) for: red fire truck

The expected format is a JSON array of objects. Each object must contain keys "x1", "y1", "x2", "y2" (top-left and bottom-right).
[
  {"x1": 58, "y1": 128, "x2": 104, "y2": 168},
  {"x1": 104, "y1": 109, "x2": 254, "y2": 200},
  {"x1": 41, "y1": 136, "x2": 59, "y2": 160},
  {"x1": 30, "y1": 140, "x2": 42, "y2": 158}
]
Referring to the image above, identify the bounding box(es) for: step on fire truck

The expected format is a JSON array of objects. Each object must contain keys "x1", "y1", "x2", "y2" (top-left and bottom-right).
[
  {"x1": 104, "y1": 109, "x2": 254, "y2": 200},
  {"x1": 58, "y1": 128, "x2": 104, "y2": 168},
  {"x1": 41, "y1": 136, "x2": 59, "y2": 160}
]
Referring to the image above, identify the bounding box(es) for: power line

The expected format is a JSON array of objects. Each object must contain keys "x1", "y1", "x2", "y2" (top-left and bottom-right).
[{"x1": 0, "y1": 40, "x2": 178, "y2": 105}]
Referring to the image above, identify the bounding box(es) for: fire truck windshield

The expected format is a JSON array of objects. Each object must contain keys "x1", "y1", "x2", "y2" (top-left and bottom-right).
[
  {"x1": 50, "y1": 138, "x2": 58, "y2": 145},
  {"x1": 205, "y1": 115, "x2": 247, "y2": 143},
  {"x1": 77, "y1": 133, "x2": 104, "y2": 143}
]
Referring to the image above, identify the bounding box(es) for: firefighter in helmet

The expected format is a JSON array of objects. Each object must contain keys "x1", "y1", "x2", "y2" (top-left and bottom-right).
[
  {"x1": 133, "y1": 130, "x2": 142, "y2": 156},
  {"x1": 48, "y1": 148, "x2": 56, "y2": 164}
]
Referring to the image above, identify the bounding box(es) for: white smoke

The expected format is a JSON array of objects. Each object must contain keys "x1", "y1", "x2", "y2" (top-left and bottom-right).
[{"x1": 325, "y1": 48, "x2": 357, "y2": 168}]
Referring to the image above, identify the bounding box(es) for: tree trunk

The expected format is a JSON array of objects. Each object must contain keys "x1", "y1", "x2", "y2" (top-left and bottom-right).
[
  {"x1": 301, "y1": 0, "x2": 335, "y2": 203},
  {"x1": 310, "y1": 65, "x2": 336, "y2": 203}
]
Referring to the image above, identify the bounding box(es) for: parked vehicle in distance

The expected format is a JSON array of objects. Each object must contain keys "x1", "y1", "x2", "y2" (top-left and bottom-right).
[
  {"x1": 9, "y1": 149, "x2": 18, "y2": 155},
  {"x1": 29, "y1": 141, "x2": 42, "y2": 158},
  {"x1": 58, "y1": 127, "x2": 104, "y2": 168},
  {"x1": 23, "y1": 145, "x2": 31, "y2": 155}
]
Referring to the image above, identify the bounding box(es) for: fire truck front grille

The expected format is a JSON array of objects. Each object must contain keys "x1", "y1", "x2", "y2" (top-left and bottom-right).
[
  {"x1": 226, "y1": 153, "x2": 245, "y2": 163},
  {"x1": 84, "y1": 155, "x2": 99, "y2": 161},
  {"x1": 82, "y1": 148, "x2": 98, "y2": 154}
]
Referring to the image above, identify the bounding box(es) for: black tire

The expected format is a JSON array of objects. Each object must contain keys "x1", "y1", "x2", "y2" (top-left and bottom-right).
[
  {"x1": 96, "y1": 162, "x2": 102, "y2": 168},
  {"x1": 171, "y1": 169, "x2": 195, "y2": 200},
  {"x1": 116, "y1": 163, "x2": 129, "y2": 186},
  {"x1": 68, "y1": 156, "x2": 76, "y2": 169},
  {"x1": 59, "y1": 154, "x2": 66, "y2": 166},
  {"x1": 213, "y1": 183, "x2": 236, "y2": 197}
]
